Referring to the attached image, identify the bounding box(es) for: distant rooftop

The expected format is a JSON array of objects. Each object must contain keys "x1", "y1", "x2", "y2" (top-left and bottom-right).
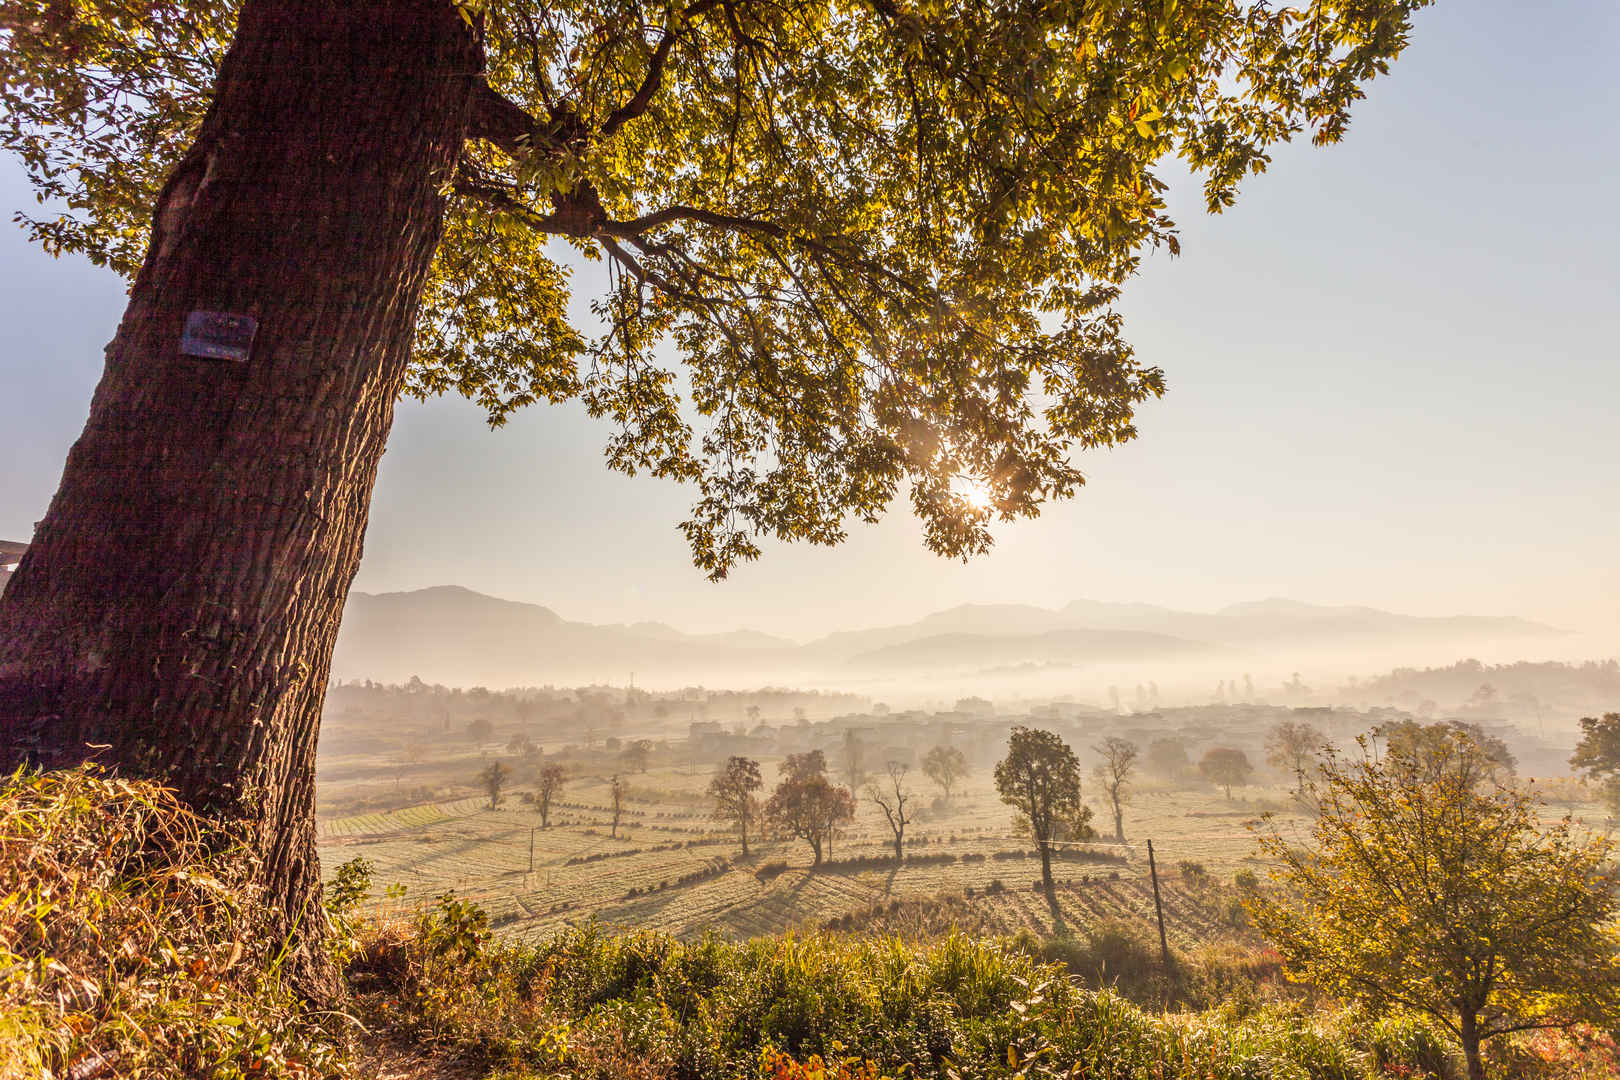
[{"x1": 1, "y1": 540, "x2": 26, "y2": 589}]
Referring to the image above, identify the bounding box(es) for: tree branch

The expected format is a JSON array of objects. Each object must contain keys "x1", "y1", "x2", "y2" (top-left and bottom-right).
[
  {"x1": 469, "y1": 81, "x2": 544, "y2": 159},
  {"x1": 599, "y1": 0, "x2": 723, "y2": 138}
]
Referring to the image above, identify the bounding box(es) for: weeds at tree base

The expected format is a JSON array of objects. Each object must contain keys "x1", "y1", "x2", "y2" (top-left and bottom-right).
[{"x1": 0, "y1": 765, "x2": 346, "y2": 1078}]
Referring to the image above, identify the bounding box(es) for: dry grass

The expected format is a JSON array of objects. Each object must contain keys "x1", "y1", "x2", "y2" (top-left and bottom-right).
[{"x1": 0, "y1": 765, "x2": 344, "y2": 1079}]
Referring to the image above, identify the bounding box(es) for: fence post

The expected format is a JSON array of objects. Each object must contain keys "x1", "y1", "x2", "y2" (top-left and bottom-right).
[{"x1": 1147, "y1": 838, "x2": 1172, "y2": 969}]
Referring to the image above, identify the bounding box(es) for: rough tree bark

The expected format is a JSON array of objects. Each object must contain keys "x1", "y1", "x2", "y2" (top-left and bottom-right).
[{"x1": 0, "y1": 0, "x2": 483, "y2": 987}]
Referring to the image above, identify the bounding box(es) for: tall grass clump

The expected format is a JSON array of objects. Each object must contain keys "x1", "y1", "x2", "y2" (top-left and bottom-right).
[{"x1": 0, "y1": 765, "x2": 343, "y2": 1079}]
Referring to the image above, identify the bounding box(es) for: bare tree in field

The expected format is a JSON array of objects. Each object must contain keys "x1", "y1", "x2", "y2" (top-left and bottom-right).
[
  {"x1": 608, "y1": 775, "x2": 626, "y2": 838},
  {"x1": 534, "y1": 764, "x2": 565, "y2": 828},
  {"x1": 867, "y1": 761, "x2": 915, "y2": 860},
  {"x1": 1091, "y1": 736, "x2": 1139, "y2": 841},
  {"x1": 708, "y1": 756, "x2": 763, "y2": 856},
  {"x1": 921, "y1": 744, "x2": 968, "y2": 802},
  {"x1": 479, "y1": 760, "x2": 509, "y2": 810},
  {"x1": 1266, "y1": 719, "x2": 1324, "y2": 796}
]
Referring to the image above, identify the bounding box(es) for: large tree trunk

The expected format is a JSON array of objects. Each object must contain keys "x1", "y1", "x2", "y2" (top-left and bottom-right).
[{"x1": 0, "y1": 0, "x2": 480, "y2": 988}]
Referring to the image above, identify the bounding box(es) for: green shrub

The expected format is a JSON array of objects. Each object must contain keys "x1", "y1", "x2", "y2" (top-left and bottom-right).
[{"x1": 1367, "y1": 1012, "x2": 1461, "y2": 1079}]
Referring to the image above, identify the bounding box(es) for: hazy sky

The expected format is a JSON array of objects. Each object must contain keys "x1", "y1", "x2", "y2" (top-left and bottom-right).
[{"x1": 2, "y1": 0, "x2": 1617, "y2": 644}]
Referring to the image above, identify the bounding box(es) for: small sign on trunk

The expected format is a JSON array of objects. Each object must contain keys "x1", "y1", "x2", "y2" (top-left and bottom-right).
[{"x1": 180, "y1": 311, "x2": 258, "y2": 363}]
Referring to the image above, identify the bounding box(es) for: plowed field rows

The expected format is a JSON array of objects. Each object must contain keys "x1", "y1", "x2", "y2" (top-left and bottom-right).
[{"x1": 319, "y1": 767, "x2": 1305, "y2": 947}]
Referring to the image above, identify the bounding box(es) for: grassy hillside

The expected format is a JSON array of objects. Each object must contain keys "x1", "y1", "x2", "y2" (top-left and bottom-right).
[{"x1": 5, "y1": 765, "x2": 1618, "y2": 1079}]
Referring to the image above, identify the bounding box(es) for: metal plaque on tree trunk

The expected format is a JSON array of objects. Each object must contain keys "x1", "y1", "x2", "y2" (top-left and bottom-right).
[{"x1": 180, "y1": 310, "x2": 258, "y2": 363}]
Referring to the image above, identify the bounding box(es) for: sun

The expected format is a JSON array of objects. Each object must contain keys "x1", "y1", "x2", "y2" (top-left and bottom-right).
[{"x1": 951, "y1": 475, "x2": 994, "y2": 512}]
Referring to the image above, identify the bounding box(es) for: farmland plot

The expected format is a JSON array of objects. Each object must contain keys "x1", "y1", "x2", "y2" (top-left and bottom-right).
[{"x1": 334, "y1": 763, "x2": 1591, "y2": 951}]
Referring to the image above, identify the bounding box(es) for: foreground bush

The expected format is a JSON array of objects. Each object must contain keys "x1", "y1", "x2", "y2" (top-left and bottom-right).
[{"x1": 352, "y1": 902, "x2": 1533, "y2": 1080}]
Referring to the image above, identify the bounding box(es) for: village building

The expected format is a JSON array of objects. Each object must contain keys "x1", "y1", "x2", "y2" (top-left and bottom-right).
[{"x1": 0, "y1": 540, "x2": 27, "y2": 594}]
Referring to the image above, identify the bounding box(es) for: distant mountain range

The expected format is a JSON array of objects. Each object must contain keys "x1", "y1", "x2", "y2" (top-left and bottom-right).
[{"x1": 329, "y1": 585, "x2": 1563, "y2": 688}]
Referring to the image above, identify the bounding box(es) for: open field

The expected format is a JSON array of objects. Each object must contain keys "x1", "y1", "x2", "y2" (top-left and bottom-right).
[{"x1": 317, "y1": 757, "x2": 1355, "y2": 945}]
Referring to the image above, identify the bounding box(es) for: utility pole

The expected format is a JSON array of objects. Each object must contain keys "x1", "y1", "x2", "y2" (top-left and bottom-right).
[
  {"x1": 1147, "y1": 839, "x2": 1171, "y2": 969},
  {"x1": 528, "y1": 826, "x2": 536, "y2": 874}
]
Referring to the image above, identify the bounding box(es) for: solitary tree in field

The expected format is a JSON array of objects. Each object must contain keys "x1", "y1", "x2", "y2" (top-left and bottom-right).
[
  {"x1": 995, "y1": 727, "x2": 1093, "y2": 918},
  {"x1": 1147, "y1": 737, "x2": 1192, "y2": 781},
  {"x1": 619, "y1": 738, "x2": 653, "y2": 774},
  {"x1": 534, "y1": 764, "x2": 566, "y2": 828},
  {"x1": 866, "y1": 761, "x2": 914, "y2": 861},
  {"x1": 479, "y1": 760, "x2": 510, "y2": 809},
  {"x1": 1571, "y1": 712, "x2": 1620, "y2": 816},
  {"x1": 841, "y1": 729, "x2": 868, "y2": 791},
  {"x1": 1264, "y1": 719, "x2": 1323, "y2": 796},
  {"x1": 1199, "y1": 746, "x2": 1253, "y2": 800},
  {"x1": 608, "y1": 774, "x2": 626, "y2": 839},
  {"x1": 921, "y1": 744, "x2": 968, "y2": 802},
  {"x1": 708, "y1": 755, "x2": 763, "y2": 856},
  {"x1": 467, "y1": 716, "x2": 495, "y2": 745},
  {"x1": 1091, "y1": 736, "x2": 1139, "y2": 841},
  {"x1": 0, "y1": 0, "x2": 1434, "y2": 974},
  {"x1": 766, "y1": 772, "x2": 854, "y2": 867},
  {"x1": 1249, "y1": 730, "x2": 1620, "y2": 1080}
]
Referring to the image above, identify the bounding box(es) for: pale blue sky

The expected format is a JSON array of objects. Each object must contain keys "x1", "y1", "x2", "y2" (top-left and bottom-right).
[{"x1": 2, "y1": 1, "x2": 1617, "y2": 643}]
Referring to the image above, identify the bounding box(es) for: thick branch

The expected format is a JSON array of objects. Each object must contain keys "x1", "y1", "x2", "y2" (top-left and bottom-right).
[
  {"x1": 469, "y1": 81, "x2": 543, "y2": 158},
  {"x1": 599, "y1": 0, "x2": 725, "y2": 138}
]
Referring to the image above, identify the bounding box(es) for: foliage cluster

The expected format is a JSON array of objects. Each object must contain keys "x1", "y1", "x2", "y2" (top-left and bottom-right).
[
  {"x1": 1572, "y1": 712, "x2": 1620, "y2": 816},
  {"x1": 1251, "y1": 727, "x2": 1620, "y2": 1079},
  {"x1": 348, "y1": 902, "x2": 1619, "y2": 1080}
]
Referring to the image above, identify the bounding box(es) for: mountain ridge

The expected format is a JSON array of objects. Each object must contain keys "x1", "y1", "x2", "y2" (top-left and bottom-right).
[{"x1": 332, "y1": 585, "x2": 1563, "y2": 687}]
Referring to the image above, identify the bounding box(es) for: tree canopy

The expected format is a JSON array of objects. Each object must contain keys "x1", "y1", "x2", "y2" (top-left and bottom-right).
[
  {"x1": 1570, "y1": 712, "x2": 1620, "y2": 816},
  {"x1": 1198, "y1": 745, "x2": 1252, "y2": 799},
  {"x1": 1250, "y1": 729, "x2": 1620, "y2": 1080},
  {"x1": 765, "y1": 770, "x2": 854, "y2": 865},
  {"x1": 1, "y1": 0, "x2": 1431, "y2": 575}
]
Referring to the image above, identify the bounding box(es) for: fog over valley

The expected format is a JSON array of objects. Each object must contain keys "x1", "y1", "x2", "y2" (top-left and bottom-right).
[{"x1": 331, "y1": 583, "x2": 1582, "y2": 704}]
